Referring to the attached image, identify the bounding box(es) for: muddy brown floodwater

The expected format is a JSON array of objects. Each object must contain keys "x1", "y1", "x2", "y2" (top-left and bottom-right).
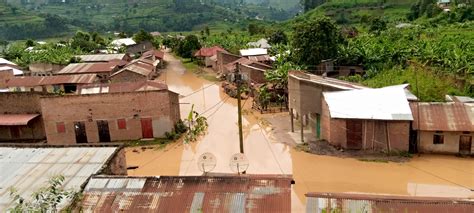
[{"x1": 126, "y1": 52, "x2": 474, "y2": 211}]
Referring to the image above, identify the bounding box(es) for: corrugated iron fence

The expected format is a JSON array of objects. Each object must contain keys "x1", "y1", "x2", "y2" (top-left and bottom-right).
[{"x1": 306, "y1": 192, "x2": 474, "y2": 213}]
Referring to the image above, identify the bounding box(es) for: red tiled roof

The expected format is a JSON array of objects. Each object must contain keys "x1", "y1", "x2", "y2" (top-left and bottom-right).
[
  {"x1": 81, "y1": 175, "x2": 293, "y2": 212},
  {"x1": 0, "y1": 114, "x2": 40, "y2": 126},
  {"x1": 410, "y1": 102, "x2": 474, "y2": 132},
  {"x1": 6, "y1": 74, "x2": 97, "y2": 87},
  {"x1": 194, "y1": 46, "x2": 227, "y2": 57}
]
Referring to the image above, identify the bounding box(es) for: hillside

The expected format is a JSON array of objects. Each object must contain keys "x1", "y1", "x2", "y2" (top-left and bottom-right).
[{"x1": 0, "y1": 0, "x2": 299, "y2": 40}]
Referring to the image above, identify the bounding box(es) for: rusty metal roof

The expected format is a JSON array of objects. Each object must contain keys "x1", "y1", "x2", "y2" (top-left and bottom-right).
[
  {"x1": 194, "y1": 46, "x2": 226, "y2": 57},
  {"x1": 411, "y1": 102, "x2": 474, "y2": 132},
  {"x1": 0, "y1": 147, "x2": 119, "y2": 210},
  {"x1": 81, "y1": 175, "x2": 292, "y2": 212},
  {"x1": 0, "y1": 114, "x2": 40, "y2": 126},
  {"x1": 77, "y1": 54, "x2": 128, "y2": 62},
  {"x1": 77, "y1": 80, "x2": 168, "y2": 94},
  {"x1": 111, "y1": 60, "x2": 154, "y2": 78},
  {"x1": 6, "y1": 74, "x2": 97, "y2": 87},
  {"x1": 142, "y1": 49, "x2": 165, "y2": 59},
  {"x1": 57, "y1": 62, "x2": 121, "y2": 74}
]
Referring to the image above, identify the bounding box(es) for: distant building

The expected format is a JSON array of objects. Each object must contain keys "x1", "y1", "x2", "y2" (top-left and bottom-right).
[
  {"x1": 321, "y1": 86, "x2": 413, "y2": 151},
  {"x1": 109, "y1": 59, "x2": 156, "y2": 83},
  {"x1": 6, "y1": 74, "x2": 98, "y2": 93},
  {"x1": 247, "y1": 38, "x2": 271, "y2": 49},
  {"x1": 77, "y1": 80, "x2": 167, "y2": 95},
  {"x1": 437, "y1": 0, "x2": 451, "y2": 10},
  {"x1": 126, "y1": 40, "x2": 154, "y2": 56},
  {"x1": 140, "y1": 49, "x2": 165, "y2": 68},
  {"x1": 0, "y1": 58, "x2": 24, "y2": 88},
  {"x1": 194, "y1": 46, "x2": 227, "y2": 70},
  {"x1": 110, "y1": 38, "x2": 136, "y2": 48},
  {"x1": 239, "y1": 48, "x2": 273, "y2": 64},
  {"x1": 0, "y1": 146, "x2": 126, "y2": 210},
  {"x1": 411, "y1": 102, "x2": 473, "y2": 155},
  {"x1": 80, "y1": 175, "x2": 293, "y2": 212}
]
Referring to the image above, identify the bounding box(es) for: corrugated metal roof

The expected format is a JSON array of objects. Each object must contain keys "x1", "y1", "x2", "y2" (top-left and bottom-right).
[
  {"x1": 0, "y1": 58, "x2": 16, "y2": 66},
  {"x1": 411, "y1": 102, "x2": 474, "y2": 132},
  {"x1": 0, "y1": 114, "x2": 40, "y2": 126},
  {"x1": 0, "y1": 147, "x2": 118, "y2": 210},
  {"x1": 141, "y1": 49, "x2": 165, "y2": 60},
  {"x1": 194, "y1": 46, "x2": 226, "y2": 57},
  {"x1": 323, "y1": 86, "x2": 414, "y2": 121},
  {"x1": 240, "y1": 48, "x2": 268, "y2": 56},
  {"x1": 111, "y1": 38, "x2": 136, "y2": 47},
  {"x1": 0, "y1": 66, "x2": 24, "y2": 76},
  {"x1": 77, "y1": 54, "x2": 127, "y2": 62},
  {"x1": 77, "y1": 80, "x2": 167, "y2": 94},
  {"x1": 57, "y1": 62, "x2": 119, "y2": 74},
  {"x1": 289, "y1": 71, "x2": 368, "y2": 90},
  {"x1": 111, "y1": 60, "x2": 154, "y2": 78},
  {"x1": 6, "y1": 74, "x2": 97, "y2": 87},
  {"x1": 248, "y1": 55, "x2": 273, "y2": 62},
  {"x1": 81, "y1": 175, "x2": 292, "y2": 212}
]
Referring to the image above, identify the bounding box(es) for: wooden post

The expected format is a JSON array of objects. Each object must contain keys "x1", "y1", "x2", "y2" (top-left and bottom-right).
[
  {"x1": 236, "y1": 63, "x2": 244, "y2": 154},
  {"x1": 300, "y1": 114, "x2": 304, "y2": 143},
  {"x1": 290, "y1": 109, "x2": 294, "y2": 133}
]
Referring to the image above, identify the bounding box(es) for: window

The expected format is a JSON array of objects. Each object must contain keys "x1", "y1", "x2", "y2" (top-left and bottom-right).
[
  {"x1": 117, "y1": 119, "x2": 127, "y2": 130},
  {"x1": 56, "y1": 122, "x2": 66, "y2": 133},
  {"x1": 433, "y1": 133, "x2": 444, "y2": 144}
]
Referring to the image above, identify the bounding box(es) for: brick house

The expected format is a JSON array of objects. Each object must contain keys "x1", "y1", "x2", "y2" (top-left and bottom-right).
[
  {"x1": 56, "y1": 60, "x2": 127, "y2": 81},
  {"x1": 288, "y1": 71, "x2": 367, "y2": 142},
  {"x1": 217, "y1": 51, "x2": 241, "y2": 74},
  {"x1": 109, "y1": 59, "x2": 155, "y2": 83},
  {"x1": 126, "y1": 41, "x2": 154, "y2": 56},
  {"x1": 410, "y1": 102, "x2": 473, "y2": 155},
  {"x1": 140, "y1": 49, "x2": 165, "y2": 69},
  {"x1": 40, "y1": 90, "x2": 180, "y2": 144},
  {"x1": 0, "y1": 92, "x2": 47, "y2": 142},
  {"x1": 6, "y1": 74, "x2": 98, "y2": 93},
  {"x1": 321, "y1": 86, "x2": 413, "y2": 151},
  {"x1": 194, "y1": 46, "x2": 227, "y2": 70}
]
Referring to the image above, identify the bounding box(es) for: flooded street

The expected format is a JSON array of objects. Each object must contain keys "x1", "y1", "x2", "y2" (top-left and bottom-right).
[{"x1": 126, "y1": 52, "x2": 474, "y2": 210}]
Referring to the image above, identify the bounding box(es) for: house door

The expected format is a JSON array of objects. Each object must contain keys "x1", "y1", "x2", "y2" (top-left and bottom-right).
[
  {"x1": 74, "y1": 122, "x2": 88, "y2": 143},
  {"x1": 10, "y1": 126, "x2": 20, "y2": 139},
  {"x1": 459, "y1": 135, "x2": 472, "y2": 155},
  {"x1": 346, "y1": 120, "x2": 363, "y2": 150},
  {"x1": 141, "y1": 118, "x2": 154, "y2": 138},
  {"x1": 97, "y1": 120, "x2": 111, "y2": 142},
  {"x1": 316, "y1": 114, "x2": 321, "y2": 139}
]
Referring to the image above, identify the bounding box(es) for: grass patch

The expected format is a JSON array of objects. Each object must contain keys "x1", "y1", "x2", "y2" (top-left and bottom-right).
[
  {"x1": 358, "y1": 158, "x2": 389, "y2": 163},
  {"x1": 125, "y1": 138, "x2": 172, "y2": 148}
]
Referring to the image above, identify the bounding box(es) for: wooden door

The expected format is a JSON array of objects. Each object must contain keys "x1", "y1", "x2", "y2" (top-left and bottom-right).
[
  {"x1": 97, "y1": 120, "x2": 111, "y2": 142},
  {"x1": 141, "y1": 118, "x2": 154, "y2": 138},
  {"x1": 74, "y1": 122, "x2": 88, "y2": 143},
  {"x1": 459, "y1": 135, "x2": 472, "y2": 155},
  {"x1": 346, "y1": 120, "x2": 363, "y2": 150},
  {"x1": 10, "y1": 126, "x2": 20, "y2": 139}
]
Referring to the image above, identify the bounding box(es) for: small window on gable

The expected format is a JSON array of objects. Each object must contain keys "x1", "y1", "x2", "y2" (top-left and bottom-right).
[
  {"x1": 56, "y1": 122, "x2": 65, "y2": 133},
  {"x1": 117, "y1": 119, "x2": 127, "y2": 130},
  {"x1": 433, "y1": 134, "x2": 444, "y2": 144}
]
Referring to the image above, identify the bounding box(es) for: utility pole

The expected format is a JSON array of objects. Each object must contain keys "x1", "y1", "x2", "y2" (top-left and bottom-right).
[{"x1": 235, "y1": 63, "x2": 244, "y2": 154}]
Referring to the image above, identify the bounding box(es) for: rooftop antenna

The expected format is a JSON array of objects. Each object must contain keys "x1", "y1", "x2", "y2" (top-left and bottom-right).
[
  {"x1": 229, "y1": 153, "x2": 249, "y2": 174},
  {"x1": 197, "y1": 153, "x2": 217, "y2": 174}
]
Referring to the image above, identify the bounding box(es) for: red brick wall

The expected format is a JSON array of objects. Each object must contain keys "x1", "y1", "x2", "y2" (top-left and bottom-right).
[
  {"x1": 40, "y1": 90, "x2": 180, "y2": 145},
  {"x1": 240, "y1": 64, "x2": 266, "y2": 84},
  {"x1": 217, "y1": 51, "x2": 240, "y2": 74},
  {"x1": 0, "y1": 70, "x2": 14, "y2": 88}
]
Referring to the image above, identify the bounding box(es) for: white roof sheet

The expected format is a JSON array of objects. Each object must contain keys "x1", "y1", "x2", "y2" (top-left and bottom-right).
[
  {"x1": 0, "y1": 147, "x2": 118, "y2": 210},
  {"x1": 323, "y1": 86, "x2": 414, "y2": 121},
  {"x1": 383, "y1": 84, "x2": 418, "y2": 101},
  {"x1": 240, "y1": 48, "x2": 267, "y2": 56},
  {"x1": 247, "y1": 39, "x2": 271, "y2": 49},
  {"x1": 111, "y1": 38, "x2": 136, "y2": 47},
  {"x1": 77, "y1": 54, "x2": 126, "y2": 62},
  {"x1": 0, "y1": 58, "x2": 16, "y2": 66}
]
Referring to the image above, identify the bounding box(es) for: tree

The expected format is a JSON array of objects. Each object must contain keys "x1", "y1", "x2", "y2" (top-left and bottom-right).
[
  {"x1": 9, "y1": 175, "x2": 76, "y2": 212},
  {"x1": 118, "y1": 32, "x2": 128, "y2": 38},
  {"x1": 368, "y1": 17, "x2": 387, "y2": 34},
  {"x1": 70, "y1": 31, "x2": 97, "y2": 52},
  {"x1": 176, "y1": 35, "x2": 201, "y2": 58},
  {"x1": 292, "y1": 16, "x2": 343, "y2": 68},
  {"x1": 25, "y1": 39, "x2": 35, "y2": 47},
  {"x1": 204, "y1": 26, "x2": 210, "y2": 36},
  {"x1": 300, "y1": 0, "x2": 326, "y2": 12},
  {"x1": 133, "y1": 29, "x2": 154, "y2": 43},
  {"x1": 268, "y1": 30, "x2": 288, "y2": 45},
  {"x1": 248, "y1": 23, "x2": 265, "y2": 36}
]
